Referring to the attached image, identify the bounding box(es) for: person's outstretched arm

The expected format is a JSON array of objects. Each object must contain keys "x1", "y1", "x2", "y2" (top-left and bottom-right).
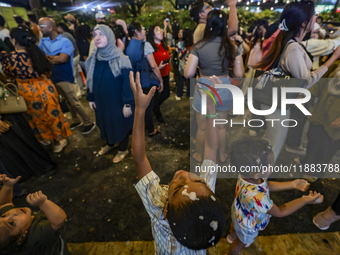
[
  {"x1": 197, "y1": 76, "x2": 221, "y2": 163},
  {"x1": 268, "y1": 191, "x2": 323, "y2": 218},
  {"x1": 0, "y1": 174, "x2": 20, "y2": 206},
  {"x1": 227, "y1": 0, "x2": 239, "y2": 37},
  {"x1": 130, "y1": 71, "x2": 157, "y2": 179},
  {"x1": 268, "y1": 179, "x2": 310, "y2": 192},
  {"x1": 26, "y1": 191, "x2": 67, "y2": 230}
]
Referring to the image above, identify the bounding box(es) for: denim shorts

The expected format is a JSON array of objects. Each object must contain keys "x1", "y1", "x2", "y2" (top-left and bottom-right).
[
  {"x1": 192, "y1": 76, "x2": 233, "y2": 113},
  {"x1": 231, "y1": 203, "x2": 259, "y2": 245}
]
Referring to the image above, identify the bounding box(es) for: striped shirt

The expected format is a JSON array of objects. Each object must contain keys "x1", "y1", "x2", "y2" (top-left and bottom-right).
[{"x1": 135, "y1": 160, "x2": 218, "y2": 255}]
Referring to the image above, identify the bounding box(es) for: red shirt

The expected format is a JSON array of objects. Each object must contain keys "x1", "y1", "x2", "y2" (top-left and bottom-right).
[{"x1": 153, "y1": 43, "x2": 171, "y2": 77}]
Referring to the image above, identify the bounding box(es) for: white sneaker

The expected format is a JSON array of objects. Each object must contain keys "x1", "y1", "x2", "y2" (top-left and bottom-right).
[
  {"x1": 175, "y1": 96, "x2": 181, "y2": 101},
  {"x1": 170, "y1": 78, "x2": 175, "y2": 82},
  {"x1": 249, "y1": 130, "x2": 257, "y2": 137},
  {"x1": 40, "y1": 140, "x2": 51, "y2": 146},
  {"x1": 54, "y1": 139, "x2": 68, "y2": 153},
  {"x1": 286, "y1": 146, "x2": 306, "y2": 156}
]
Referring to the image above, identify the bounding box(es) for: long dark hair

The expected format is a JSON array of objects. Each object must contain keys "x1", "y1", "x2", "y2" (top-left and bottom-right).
[
  {"x1": 124, "y1": 21, "x2": 143, "y2": 53},
  {"x1": 195, "y1": 9, "x2": 235, "y2": 73},
  {"x1": 256, "y1": 1, "x2": 315, "y2": 70},
  {"x1": 250, "y1": 19, "x2": 269, "y2": 50},
  {"x1": 10, "y1": 27, "x2": 53, "y2": 75},
  {"x1": 57, "y1": 22, "x2": 75, "y2": 38},
  {"x1": 182, "y1": 28, "x2": 193, "y2": 48},
  {"x1": 147, "y1": 25, "x2": 169, "y2": 52}
]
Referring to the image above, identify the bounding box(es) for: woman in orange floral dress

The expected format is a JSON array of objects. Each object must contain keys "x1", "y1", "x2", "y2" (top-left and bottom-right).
[{"x1": 0, "y1": 27, "x2": 72, "y2": 153}]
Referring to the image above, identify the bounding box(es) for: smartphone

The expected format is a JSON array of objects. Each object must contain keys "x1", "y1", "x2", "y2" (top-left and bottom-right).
[
  {"x1": 163, "y1": 59, "x2": 170, "y2": 64},
  {"x1": 166, "y1": 18, "x2": 169, "y2": 22}
]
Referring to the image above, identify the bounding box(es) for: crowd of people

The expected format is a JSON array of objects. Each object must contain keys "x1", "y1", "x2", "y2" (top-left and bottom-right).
[{"x1": 0, "y1": 0, "x2": 340, "y2": 254}]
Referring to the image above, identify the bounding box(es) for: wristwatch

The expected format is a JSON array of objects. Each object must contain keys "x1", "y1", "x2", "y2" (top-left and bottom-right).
[{"x1": 124, "y1": 104, "x2": 131, "y2": 108}]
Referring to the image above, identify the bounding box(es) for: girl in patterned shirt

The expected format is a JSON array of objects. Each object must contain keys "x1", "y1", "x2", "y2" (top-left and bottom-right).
[{"x1": 227, "y1": 137, "x2": 324, "y2": 255}]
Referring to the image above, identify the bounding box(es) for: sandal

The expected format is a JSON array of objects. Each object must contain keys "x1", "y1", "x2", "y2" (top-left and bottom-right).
[
  {"x1": 113, "y1": 150, "x2": 129, "y2": 163},
  {"x1": 148, "y1": 129, "x2": 160, "y2": 137},
  {"x1": 98, "y1": 145, "x2": 116, "y2": 156},
  {"x1": 190, "y1": 153, "x2": 202, "y2": 164},
  {"x1": 303, "y1": 174, "x2": 318, "y2": 183},
  {"x1": 219, "y1": 153, "x2": 229, "y2": 164}
]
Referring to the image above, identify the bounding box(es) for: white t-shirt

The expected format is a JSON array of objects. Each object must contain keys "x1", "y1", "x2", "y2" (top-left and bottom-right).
[{"x1": 0, "y1": 28, "x2": 10, "y2": 41}]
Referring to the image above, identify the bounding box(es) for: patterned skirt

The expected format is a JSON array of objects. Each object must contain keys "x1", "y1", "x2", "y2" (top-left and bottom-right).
[{"x1": 16, "y1": 76, "x2": 72, "y2": 142}]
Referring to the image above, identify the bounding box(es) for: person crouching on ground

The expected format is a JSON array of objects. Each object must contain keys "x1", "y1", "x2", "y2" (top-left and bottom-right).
[{"x1": 0, "y1": 174, "x2": 68, "y2": 255}]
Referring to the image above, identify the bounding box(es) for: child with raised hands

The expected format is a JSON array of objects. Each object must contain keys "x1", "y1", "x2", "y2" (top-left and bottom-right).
[
  {"x1": 202, "y1": 76, "x2": 324, "y2": 255},
  {"x1": 130, "y1": 71, "x2": 226, "y2": 254},
  {"x1": 0, "y1": 174, "x2": 68, "y2": 255},
  {"x1": 227, "y1": 138, "x2": 323, "y2": 255}
]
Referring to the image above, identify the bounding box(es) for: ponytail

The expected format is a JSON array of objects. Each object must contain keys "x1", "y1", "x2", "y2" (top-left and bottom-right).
[{"x1": 10, "y1": 27, "x2": 53, "y2": 76}]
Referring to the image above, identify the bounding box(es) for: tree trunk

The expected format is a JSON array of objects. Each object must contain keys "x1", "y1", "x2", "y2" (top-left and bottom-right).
[
  {"x1": 28, "y1": 0, "x2": 45, "y2": 18},
  {"x1": 332, "y1": 0, "x2": 340, "y2": 18}
]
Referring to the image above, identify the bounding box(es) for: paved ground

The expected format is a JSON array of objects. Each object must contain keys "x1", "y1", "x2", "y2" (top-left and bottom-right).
[
  {"x1": 68, "y1": 232, "x2": 340, "y2": 255},
  {"x1": 12, "y1": 80, "x2": 340, "y2": 252}
]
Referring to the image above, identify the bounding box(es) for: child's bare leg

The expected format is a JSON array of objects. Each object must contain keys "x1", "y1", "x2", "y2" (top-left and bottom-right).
[
  {"x1": 228, "y1": 236, "x2": 246, "y2": 255},
  {"x1": 193, "y1": 112, "x2": 206, "y2": 162},
  {"x1": 228, "y1": 222, "x2": 237, "y2": 242},
  {"x1": 217, "y1": 110, "x2": 228, "y2": 162}
]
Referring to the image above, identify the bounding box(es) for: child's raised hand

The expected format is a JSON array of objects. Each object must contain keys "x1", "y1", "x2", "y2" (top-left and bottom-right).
[
  {"x1": 26, "y1": 191, "x2": 47, "y2": 207},
  {"x1": 303, "y1": 190, "x2": 324, "y2": 204},
  {"x1": 0, "y1": 174, "x2": 21, "y2": 187},
  {"x1": 129, "y1": 71, "x2": 156, "y2": 111},
  {"x1": 292, "y1": 179, "x2": 310, "y2": 192}
]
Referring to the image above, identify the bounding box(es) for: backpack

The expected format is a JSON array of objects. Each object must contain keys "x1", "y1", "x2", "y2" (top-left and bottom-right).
[{"x1": 133, "y1": 42, "x2": 160, "y2": 89}]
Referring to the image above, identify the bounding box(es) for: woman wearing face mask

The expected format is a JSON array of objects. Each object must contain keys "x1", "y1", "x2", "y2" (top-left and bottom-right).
[
  {"x1": 256, "y1": 0, "x2": 340, "y2": 162},
  {"x1": 86, "y1": 25, "x2": 134, "y2": 163},
  {"x1": 147, "y1": 25, "x2": 171, "y2": 123},
  {"x1": 125, "y1": 22, "x2": 163, "y2": 137}
]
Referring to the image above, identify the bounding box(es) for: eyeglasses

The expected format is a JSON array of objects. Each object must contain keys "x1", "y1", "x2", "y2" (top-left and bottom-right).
[
  {"x1": 201, "y1": 4, "x2": 211, "y2": 13},
  {"x1": 155, "y1": 28, "x2": 163, "y2": 33},
  {"x1": 39, "y1": 25, "x2": 48, "y2": 28}
]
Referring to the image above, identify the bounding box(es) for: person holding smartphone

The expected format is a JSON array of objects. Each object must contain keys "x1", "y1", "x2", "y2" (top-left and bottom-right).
[{"x1": 147, "y1": 25, "x2": 171, "y2": 123}]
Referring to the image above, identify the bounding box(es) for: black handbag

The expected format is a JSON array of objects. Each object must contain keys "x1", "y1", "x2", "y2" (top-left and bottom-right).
[
  {"x1": 251, "y1": 42, "x2": 307, "y2": 109},
  {"x1": 59, "y1": 96, "x2": 69, "y2": 113},
  {"x1": 133, "y1": 42, "x2": 160, "y2": 89}
]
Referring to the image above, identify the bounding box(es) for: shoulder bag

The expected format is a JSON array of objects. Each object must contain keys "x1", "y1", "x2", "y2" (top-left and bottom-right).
[
  {"x1": 0, "y1": 82, "x2": 27, "y2": 114},
  {"x1": 250, "y1": 41, "x2": 307, "y2": 109}
]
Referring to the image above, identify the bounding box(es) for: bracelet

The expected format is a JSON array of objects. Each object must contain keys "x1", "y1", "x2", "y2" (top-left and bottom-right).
[{"x1": 205, "y1": 112, "x2": 222, "y2": 118}]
